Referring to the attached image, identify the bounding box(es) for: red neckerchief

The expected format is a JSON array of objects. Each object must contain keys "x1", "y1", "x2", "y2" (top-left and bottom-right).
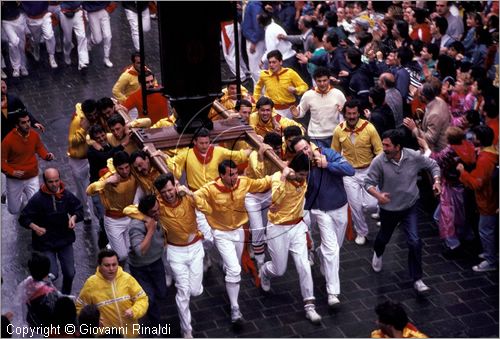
[
  {"x1": 271, "y1": 68, "x2": 289, "y2": 82},
  {"x1": 341, "y1": 120, "x2": 369, "y2": 135},
  {"x1": 220, "y1": 22, "x2": 232, "y2": 54},
  {"x1": 213, "y1": 177, "x2": 240, "y2": 200},
  {"x1": 193, "y1": 145, "x2": 214, "y2": 164},
  {"x1": 314, "y1": 85, "x2": 332, "y2": 96},
  {"x1": 41, "y1": 181, "x2": 65, "y2": 200}
]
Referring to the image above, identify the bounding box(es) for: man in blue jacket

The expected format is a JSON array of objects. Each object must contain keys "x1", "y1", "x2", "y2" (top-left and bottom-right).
[
  {"x1": 19, "y1": 168, "x2": 83, "y2": 295},
  {"x1": 291, "y1": 136, "x2": 355, "y2": 307}
]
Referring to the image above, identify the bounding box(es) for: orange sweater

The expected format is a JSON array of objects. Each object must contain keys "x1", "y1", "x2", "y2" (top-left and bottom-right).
[
  {"x1": 1, "y1": 128, "x2": 49, "y2": 179},
  {"x1": 123, "y1": 88, "x2": 169, "y2": 125}
]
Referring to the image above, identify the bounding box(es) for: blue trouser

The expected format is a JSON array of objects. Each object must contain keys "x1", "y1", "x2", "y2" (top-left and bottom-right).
[
  {"x1": 43, "y1": 244, "x2": 75, "y2": 295},
  {"x1": 374, "y1": 203, "x2": 423, "y2": 282},
  {"x1": 479, "y1": 214, "x2": 499, "y2": 265},
  {"x1": 129, "y1": 258, "x2": 168, "y2": 326},
  {"x1": 310, "y1": 136, "x2": 333, "y2": 150}
]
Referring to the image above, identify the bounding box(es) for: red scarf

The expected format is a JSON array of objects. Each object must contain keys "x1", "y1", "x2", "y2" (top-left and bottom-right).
[
  {"x1": 271, "y1": 68, "x2": 288, "y2": 82},
  {"x1": 214, "y1": 177, "x2": 240, "y2": 201},
  {"x1": 41, "y1": 181, "x2": 65, "y2": 200},
  {"x1": 314, "y1": 85, "x2": 332, "y2": 96},
  {"x1": 193, "y1": 145, "x2": 215, "y2": 164},
  {"x1": 342, "y1": 120, "x2": 369, "y2": 135}
]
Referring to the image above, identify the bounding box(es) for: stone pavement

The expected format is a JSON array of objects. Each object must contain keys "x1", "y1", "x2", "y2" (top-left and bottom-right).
[{"x1": 1, "y1": 6, "x2": 498, "y2": 338}]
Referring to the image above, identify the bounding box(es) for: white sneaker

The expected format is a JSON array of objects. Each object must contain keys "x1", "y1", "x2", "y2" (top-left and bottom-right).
[
  {"x1": 183, "y1": 331, "x2": 193, "y2": 339},
  {"x1": 355, "y1": 235, "x2": 366, "y2": 245},
  {"x1": 308, "y1": 250, "x2": 315, "y2": 266},
  {"x1": 12, "y1": 69, "x2": 20, "y2": 78},
  {"x1": 49, "y1": 55, "x2": 58, "y2": 68},
  {"x1": 20, "y1": 67, "x2": 29, "y2": 76},
  {"x1": 230, "y1": 306, "x2": 242, "y2": 323},
  {"x1": 372, "y1": 252, "x2": 382, "y2": 272},
  {"x1": 259, "y1": 266, "x2": 271, "y2": 292},
  {"x1": 78, "y1": 63, "x2": 88, "y2": 71},
  {"x1": 1, "y1": 69, "x2": 7, "y2": 79},
  {"x1": 305, "y1": 307, "x2": 322, "y2": 323},
  {"x1": 472, "y1": 260, "x2": 497, "y2": 272},
  {"x1": 370, "y1": 213, "x2": 380, "y2": 220},
  {"x1": 64, "y1": 55, "x2": 71, "y2": 65},
  {"x1": 413, "y1": 279, "x2": 430, "y2": 292},
  {"x1": 104, "y1": 58, "x2": 113, "y2": 68},
  {"x1": 327, "y1": 294, "x2": 340, "y2": 306}
]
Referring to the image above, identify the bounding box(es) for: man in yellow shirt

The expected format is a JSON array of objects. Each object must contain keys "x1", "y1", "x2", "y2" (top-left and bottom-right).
[
  {"x1": 193, "y1": 159, "x2": 273, "y2": 324},
  {"x1": 248, "y1": 96, "x2": 304, "y2": 138},
  {"x1": 129, "y1": 150, "x2": 160, "y2": 195},
  {"x1": 259, "y1": 152, "x2": 322, "y2": 324},
  {"x1": 371, "y1": 300, "x2": 427, "y2": 338},
  {"x1": 253, "y1": 50, "x2": 308, "y2": 118},
  {"x1": 87, "y1": 151, "x2": 139, "y2": 265},
  {"x1": 106, "y1": 113, "x2": 151, "y2": 155},
  {"x1": 112, "y1": 52, "x2": 151, "y2": 104},
  {"x1": 331, "y1": 99, "x2": 383, "y2": 246},
  {"x1": 208, "y1": 81, "x2": 252, "y2": 121}
]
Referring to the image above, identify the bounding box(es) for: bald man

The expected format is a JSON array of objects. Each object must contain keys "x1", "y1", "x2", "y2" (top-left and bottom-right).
[
  {"x1": 378, "y1": 73, "x2": 404, "y2": 128},
  {"x1": 19, "y1": 168, "x2": 83, "y2": 294}
]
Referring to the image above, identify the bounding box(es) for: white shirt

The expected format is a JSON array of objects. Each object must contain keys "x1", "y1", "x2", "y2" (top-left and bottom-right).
[{"x1": 262, "y1": 20, "x2": 296, "y2": 63}]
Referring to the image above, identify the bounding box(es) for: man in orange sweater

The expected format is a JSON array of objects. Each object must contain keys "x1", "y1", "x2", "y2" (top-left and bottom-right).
[{"x1": 1, "y1": 110, "x2": 54, "y2": 215}]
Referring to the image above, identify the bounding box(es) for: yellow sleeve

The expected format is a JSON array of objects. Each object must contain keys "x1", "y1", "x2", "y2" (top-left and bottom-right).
[
  {"x1": 128, "y1": 275, "x2": 149, "y2": 320},
  {"x1": 151, "y1": 118, "x2": 174, "y2": 128},
  {"x1": 166, "y1": 147, "x2": 189, "y2": 179},
  {"x1": 369, "y1": 125, "x2": 383, "y2": 155},
  {"x1": 130, "y1": 118, "x2": 151, "y2": 128},
  {"x1": 370, "y1": 329, "x2": 384, "y2": 338},
  {"x1": 122, "y1": 204, "x2": 146, "y2": 221},
  {"x1": 248, "y1": 176, "x2": 272, "y2": 193},
  {"x1": 271, "y1": 173, "x2": 286, "y2": 205},
  {"x1": 75, "y1": 279, "x2": 93, "y2": 315},
  {"x1": 279, "y1": 117, "x2": 305, "y2": 133},
  {"x1": 246, "y1": 152, "x2": 264, "y2": 178},
  {"x1": 193, "y1": 186, "x2": 213, "y2": 215},
  {"x1": 112, "y1": 73, "x2": 130, "y2": 103},
  {"x1": 220, "y1": 147, "x2": 249, "y2": 164},
  {"x1": 68, "y1": 126, "x2": 87, "y2": 149},
  {"x1": 86, "y1": 179, "x2": 107, "y2": 196},
  {"x1": 253, "y1": 72, "x2": 265, "y2": 101},
  {"x1": 291, "y1": 71, "x2": 308, "y2": 95},
  {"x1": 331, "y1": 127, "x2": 342, "y2": 153}
]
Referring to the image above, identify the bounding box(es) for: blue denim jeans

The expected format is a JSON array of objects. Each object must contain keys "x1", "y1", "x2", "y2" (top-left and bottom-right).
[
  {"x1": 310, "y1": 137, "x2": 333, "y2": 150},
  {"x1": 129, "y1": 258, "x2": 167, "y2": 326},
  {"x1": 374, "y1": 203, "x2": 423, "y2": 282},
  {"x1": 479, "y1": 214, "x2": 499, "y2": 265},
  {"x1": 43, "y1": 244, "x2": 75, "y2": 295}
]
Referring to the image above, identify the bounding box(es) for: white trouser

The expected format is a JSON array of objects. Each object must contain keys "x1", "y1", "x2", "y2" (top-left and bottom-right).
[
  {"x1": 26, "y1": 12, "x2": 56, "y2": 55},
  {"x1": 195, "y1": 209, "x2": 214, "y2": 245},
  {"x1": 87, "y1": 9, "x2": 112, "y2": 58},
  {"x1": 103, "y1": 215, "x2": 130, "y2": 261},
  {"x1": 244, "y1": 191, "x2": 271, "y2": 255},
  {"x1": 221, "y1": 22, "x2": 249, "y2": 80},
  {"x1": 245, "y1": 39, "x2": 265, "y2": 85},
  {"x1": 275, "y1": 108, "x2": 293, "y2": 119},
  {"x1": 124, "y1": 8, "x2": 151, "y2": 52},
  {"x1": 311, "y1": 204, "x2": 348, "y2": 295},
  {"x1": 48, "y1": 4, "x2": 62, "y2": 52},
  {"x1": 213, "y1": 228, "x2": 244, "y2": 284},
  {"x1": 68, "y1": 158, "x2": 91, "y2": 220},
  {"x1": 262, "y1": 221, "x2": 315, "y2": 302},
  {"x1": 6, "y1": 176, "x2": 39, "y2": 215},
  {"x1": 303, "y1": 210, "x2": 316, "y2": 250},
  {"x1": 2, "y1": 14, "x2": 27, "y2": 70},
  {"x1": 59, "y1": 10, "x2": 89, "y2": 65},
  {"x1": 343, "y1": 167, "x2": 378, "y2": 237},
  {"x1": 166, "y1": 240, "x2": 204, "y2": 333}
]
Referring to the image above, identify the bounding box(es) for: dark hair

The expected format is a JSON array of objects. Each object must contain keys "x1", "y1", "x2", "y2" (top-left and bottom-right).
[
  {"x1": 283, "y1": 125, "x2": 303, "y2": 139},
  {"x1": 436, "y1": 54, "x2": 456, "y2": 80},
  {"x1": 112, "y1": 151, "x2": 130, "y2": 167},
  {"x1": 466, "y1": 12, "x2": 483, "y2": 27},
  {"x1": 289, "y1": 151, "x2": 310, "y2": 172},
  {"x1": 235, "y1": 99, "x2": 252, "y2": 111},
  {"x1": 81, "y1": 99, "x2": 97, "y2": 115},
  {"x1": 375, "y1": 301, "x2": 409, "y2": 331},
  {"x1": 194, "y1": 127, "x2": 210, "y2": 140},
  {"x1": 449, "y1": 41, "x2": 465, "y2": 54},
  {"x1": 138, "y1": 194, "x2": 157, "y2": 215},
  {"x1": 381, "y1": 129, "x2": 404, "y2": 148},
  {"x1": 465, "y1": 110, "x2": 480, "y2": 128},
  {"x1": 89, "y1": 124, "x2": 106, "y2": 140},
  {"x1": 131, "y1": 52, "x2": 141, "y2": 63},
  {"x1": 144, "y1": 69, "x2": 154, "y2": 78},
  {"x1": 154, "y1": 173, "x2": 176, "y2": 191},
  {"x1": 289, "y1": 135, "x2": 310, "y2": 150},
  {"x1": 410, "y1": 39, "x2": 424, "y2": 56},
  {"x1": 130, "y1": 150, "x2": 149, "y2": 164},
  {"x1": 257, "y1": 11, "x2": 273, "y2": 27},
  {"x1": 474, "y1": 26, "x2": 491, "y2": 46},
  {"x1": 433, "y1": 16, "x2": 448, "y2": 36},
  {"x1": 97, "y1": 249, "x2": 118, "y2": 265},
  {"x1": 396, "y1": 46, "x2": 413, "y2": 66},
  {"x1": 369, "y1": 86, "x2": 386, "y2": 107},
  {"x1": 344, "y1": 99, "x2": 360, "y2": 111},
  {"x1": 267, "y1": 49, "x2": 283, "y2": 61},
  {"x1": 356, "y1": 31, "x2": 373, "y2": 49},
  {"x1": 312, "y1": 25, "x2": 326, "y2": 41},
  {"x1": 325, "y1": 32, "x2": 340, "y2": 47},
  {"x1": 302, "y1": 15, "x2": 317, "y2": 29},
  {"x1": 395, "y1": 20, "x2": 410, "y2": 40},
  {"x1": 256, "y1": 96, "x2": 274, "y2": 109},
  {"x1": 97, "y1": 97, "x2": 114, "y2": 111},
  {"x1": 487, "y1": 14, "x2": 499, "y2": 30},
  {"x1": 78, "y1": 305, "x2": 100, "y2": 337},
  {"x1": 413, "y1": 7, "x2": 428, "y2": 24},
  {"x1": 218, "y1": 159, "x2": 237, "y2": 175},
  {"x1": 52, "y1": 297, "x2": 77, "y2": 328},
  {"x1": 325, "y1": 11, "x2": 338, "y2": 27},
  {"x1": 424, "y1": 43, "x2": 440, "y2": 60},
  {"x1": 346, "y1": 47, "x2": 362, "y2": 66},
  {"x1": 313, "y1": 66, "x2": 330, "y2": 79},
  {"x1": 28, "y1": 252, "x2": 51, "y2": 281},
  {"x1": 263, "y1": 132, "x2": 282, "y2": 148},
  {"x1": 473, "y1": 125, "x2": 495, "y2": 147},
  {"x1": 420, "y1": 82, "x2": 437, "y2": 102},
  {"x1": 106, "y1": 113, "x2": 125, "y2": 128}
]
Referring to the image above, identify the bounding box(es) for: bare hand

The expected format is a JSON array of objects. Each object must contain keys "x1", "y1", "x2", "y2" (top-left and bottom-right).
[
  {"x1": 258, "y1": 144, "x2": 273, "y2": 161},
  {"x1": 145, "y1": 217, "x2": 156, "y2": 232},
  {"x1": 92, "y1": 142, "x2": 103, "y2": 151},
  {"x1": 290, "y1": 105, "x2": 299, "y2": 118},
  {"x1": 281, "y1": 166, "x2": 293, "y2": 181},
  {"x1": 105, "y1": 173, "x2": 121, "y2": 185},
  {"x1": 417, "y1": 137, "x2": 429, "y2": 151},
  {"x1": 259, "y1": 61, "x2": 264, "y2": 69},
  {"x1": 287, "y1": 86, "x2": 296, "y2": 94},
  {"x1": 377, "y1": 192, "x2": 391, "y2": 205},
  {"x1": 177, "y1": 185, "x2": 193, "y2": 197},
  {"x1": 456, "y1": 163, "x2": 465, "y2": 172},
  {"x1": 338, "y1": 70, "x2": 349, "y2": 77},
  {"x1": 33, "y1": 225, "x2": 46, "y2": 236},
  {"x1": 45, "y1": 153, "x2": 55, "y2": 161},
  {"x1": 121, "y1": 133, "x2": 130, "y2": 147},
  {"x1": 296, "y1": 53, "x2": 308, "y2": 64},
  {"x1": 277, "y1": 33, "x2": 287, "y2": 40},
  {"x1": 363, "y1": 108, "x2": 371, "y2": 120},
  {"x1": 314, "y1": 154, "x2": 328, "y2": 168},
  {"x1": 123, "y1": 308, "x2": 134, "y2": 319},
  {"x1": 403, "y1": 117, "x2": 417, "y2": 131},
  {"x1": 80, "y1": 117, "x2": 90, "y2": 131},
  {"x1": 249, "y1": 43, "x2": 256, "y2": 54},
  {"x1": 12, "y1": 170, "x2": 25, "y2": 178},
  {"x1": 68, "y1": 216, "x2": 76, "y2": 229},
  {"x1": 433, "y1": 181, "x2": 442, "y2": 196},
  {"x1": 34, "y1": 123, "x2": 46, "y2": 133}
]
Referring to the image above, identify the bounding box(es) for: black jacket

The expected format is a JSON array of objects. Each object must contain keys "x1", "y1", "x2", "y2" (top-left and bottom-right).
[{"x1": 19, "y1": 189, "x2": 83, "y2": 251}]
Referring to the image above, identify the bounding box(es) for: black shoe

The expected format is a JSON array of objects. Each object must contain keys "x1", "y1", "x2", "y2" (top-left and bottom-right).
[
  {"x1": 1, "y1": 192, "x2": 6, "y2": 204},
  {"x1": 442, "y1": 247, "x2": 466, "y2": 260}
]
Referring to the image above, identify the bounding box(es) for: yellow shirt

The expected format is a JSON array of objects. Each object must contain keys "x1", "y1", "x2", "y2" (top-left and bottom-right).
[
  {"x1": 134, "y1": 167, "x2": 159, "y2": 195},
  {"x1": 123, "y1": 195, "x2": 200, "y2": 245},
  {"x1": 112, "y1": 66, "x2": 141, "y2": 103},
  {"x1": 253, "y1": 68, "x2": 308, "y2": 105},
  {"x1": 166, "y1": 146, "x2": 249, "y2": 190},
  {"x1": 268, "y1": 172, "x2": 307, "y2": 225},
  {"x1": 208, "y1": 86, "x2": 250, "y2": 121},
  {"x1": 245, "y1": 151, "x2": 280, "y2": 179},
  {"x1": 331, "y1": 119, "x2": 383, "y2": 169},
  {"x1": 248, "y1": 111, "x2": 304, "y2": 137},
  {"x1": 86, "y1": 172, "x2": 138, "y2": 214},
  {"x1": 67, "y1": 103, "x2": 88, "y2": 159},
  {"x1": 371, "y1": 326, "x2": 428, "y2": 338},
  {"x1": 194, "y1": 176, "x2": 272, "y2": 231}
]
